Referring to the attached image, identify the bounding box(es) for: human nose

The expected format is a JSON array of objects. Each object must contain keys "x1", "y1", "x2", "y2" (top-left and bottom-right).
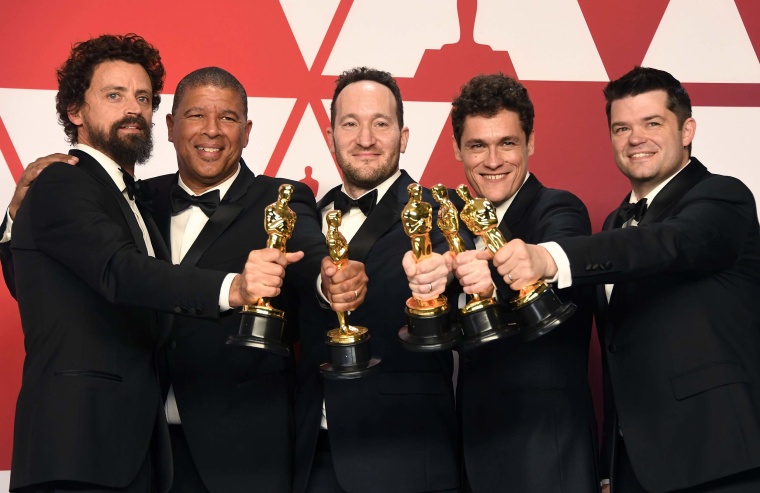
[
  {"x1": 483, "y1": 147, "x2": 502, "y2": 169},
  {"x1": 628, "y1": 125, "x2": 646, "y2": 146},
  {"x1": 202, "y1": 116, "x2": 221, "y2": 137},
  {"x1": 356, "y1": 124, "x2": 375, "y2": 148},
  {"x1": 124, "y1": 95, "x2": 142, "y2": 116}
]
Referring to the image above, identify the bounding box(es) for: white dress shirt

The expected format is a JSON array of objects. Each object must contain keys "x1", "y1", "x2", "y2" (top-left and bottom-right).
[
  {"x1": 317, "y1": 170, "x2": 401, "y2": 429},
  {"x1": 165, "y1": 166, "x2": 240, "y2": 425}
]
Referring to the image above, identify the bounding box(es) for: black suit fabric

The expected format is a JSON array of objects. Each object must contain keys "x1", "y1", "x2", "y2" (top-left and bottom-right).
[
  {"x1": 9, "y1": 150, "x2": 226, "y2": 492},
  {"x1": 145, "y1": 163, "x2": 328, "y2": 493},
  {"x1": 558, "y1": 158, "x2": 760, "y2": 493},
  {"x1": 293, "y1": 171, "x2": 462, "y2": 493},
  {"x1": 456, "y1": 174, "x2": 599, "y2": 493}
]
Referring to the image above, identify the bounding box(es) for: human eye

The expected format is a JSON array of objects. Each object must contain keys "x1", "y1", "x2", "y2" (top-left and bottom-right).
[
  {"x1": 106, "y1": 92, "x2": 120, "y2": 101},
  {"x1": 612, "y1": 126, "x2": 629, "y2": 135},
  {"x1": 137, "y1": 95, "x2": 151, "y2": 104}
]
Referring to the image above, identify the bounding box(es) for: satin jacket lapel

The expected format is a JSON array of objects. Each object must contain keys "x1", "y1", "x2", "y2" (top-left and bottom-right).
[
  {"x1": 181, "y1": 163, "x2": 256, "y2": 267},
  {"x1": 147, "y1": 174, "x2": 175, "y2": 248},
  {"x1": 71, "y1": 149, "x2": 149, "y2": 255},
  {"x1": 639, "y1": 158, "x2": 708, "y2": 225},
  {"x1": 349, "y1": 171, "x2": 413, "y2": 263},
  {"x1": 500, "y1": 174, "x2": 542, "y2": 240}
]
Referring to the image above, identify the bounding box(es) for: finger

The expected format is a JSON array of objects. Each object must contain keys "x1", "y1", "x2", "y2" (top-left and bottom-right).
[
  {"x1": 284, "y1": 251, "x2": 304, "y2": 265},
  {"x1": 401, "y1": 251, "x2": 417, "y2": 276}
]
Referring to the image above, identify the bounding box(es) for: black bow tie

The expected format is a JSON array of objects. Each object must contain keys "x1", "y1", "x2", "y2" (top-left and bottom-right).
[
  {"x1": 333, "y1": 189, "x2": 377, "y2": 216},
  {"x1": 617, "y1": 198, "x2": 648, "y2": 227},
  {"x1": 170, "y1": 184, "x2": 221, "y2": 217},
  {"x1": 119, "y1": 168, "x2": 151, "y2": 207}
]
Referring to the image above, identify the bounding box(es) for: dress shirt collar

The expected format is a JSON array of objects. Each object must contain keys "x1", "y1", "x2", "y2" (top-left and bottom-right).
[
  {"x1": 177, "y1": 163, "x2": 241, "y2": 200},
  {"x1": 493, "y1": 171, "x2": 531, "y2": 224},
  {"x1": 340, "y1": 169, "x2": 401, "y2": 204},
  {"x1": 630, "y1": 159, "x2": 691, "y2": 204},
  {"x1": 76, "y1": 144, "x2": 132, "y2": 194}
]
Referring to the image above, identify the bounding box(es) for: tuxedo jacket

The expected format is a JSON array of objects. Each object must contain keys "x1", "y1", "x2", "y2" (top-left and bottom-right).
[
  {"x1": 455, "y1": 174, "x2": 599, "y2": 493},
  {"x1": 558, "y1": 158, "x2": 760, "y2": 493},
  {"x1": 8, "y1": 149, "x2": 226, "y2": 491},
  {"x1": 293, "y1": 171, "x2": 462, "y2": 493},
  {"x1": 144, "y1": 163, "x2": 327, "y2": 493}
]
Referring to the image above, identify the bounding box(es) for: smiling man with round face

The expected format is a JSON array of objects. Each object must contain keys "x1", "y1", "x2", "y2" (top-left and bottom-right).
[
  {"x1": 167, "y1": 83, "x2": 252, "y2": 194},
  {"x1": 609, "y1": 89, "x2": 695, "y2": 200}
]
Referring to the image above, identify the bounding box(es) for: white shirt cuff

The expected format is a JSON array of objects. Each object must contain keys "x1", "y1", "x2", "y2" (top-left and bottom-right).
[
  {"x1": 218, "y1": 273, "x2": 237, "y2": 311},
  {"x1": 316, "y1": 274, "x2": 331, "y2": 306},
  {"x1": 538, "y1": 241, "x2": 572, "y2": 289},
  {"x1": 1, "y1": 209, "x2": 13, "y2": 243}
]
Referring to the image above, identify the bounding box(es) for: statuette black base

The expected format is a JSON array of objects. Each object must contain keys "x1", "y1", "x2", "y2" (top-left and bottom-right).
[
  {"x1": 515, "y1": 289, "x2": 576, "y2": 342},
  {"x1": 320, "y1": 336, "x2": 381, "y2": 380},
  {"x1": 226, "y1": 310, "x2": 291, "y2": 356},
  {"x1": 399, "y1": 306, "x2": 461, "y2": 351},
  {"x1": 457, "y1": 303, "x2": 518, "y2": 352}
]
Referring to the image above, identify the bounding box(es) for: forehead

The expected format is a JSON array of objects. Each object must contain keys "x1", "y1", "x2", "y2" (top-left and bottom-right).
[
  {"x1": 462, "y1": 109, "x2": 525, "y2": 139},
  {"x1": 334, "y1": 80, "x2": 398, "y2": 121},
  {"x1": 610, "y1": 90, "x2": 670, "y2": 120},
  {"x1": 89, "y1": 60, "x2": 151, "y2": 90},
  {"x1": 176, "y1": 84, "x2": 245, "y2": 113}
]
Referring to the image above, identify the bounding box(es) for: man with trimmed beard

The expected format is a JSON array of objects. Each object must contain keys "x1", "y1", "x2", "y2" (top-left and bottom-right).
[
  {"x1": 293, "y1": 67, "x2": 464, "y2": 493},
  {"x1": 3, "y1": 34, "x2": 272, "y2": 493}
]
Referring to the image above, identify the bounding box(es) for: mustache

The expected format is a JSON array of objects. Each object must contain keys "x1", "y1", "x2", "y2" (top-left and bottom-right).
[{"x1": 112, "y1": 116, "x2": 150, "y2": 132}]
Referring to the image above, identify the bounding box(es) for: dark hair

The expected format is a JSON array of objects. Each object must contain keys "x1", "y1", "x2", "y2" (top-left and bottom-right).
[
  {"x1": 330, "y1": 67, "x2": 404, "y2": 128},
  {"x1": 604, "y1": 66, "x2": 692, "y2": 153},
  {"x1": 172, "y1": 66, "x2": 248, "y2": 118},
  {"x1": 56, "y1": 33, "x2": 164, "y2": 144},
  {"x1": 451, "y1": 73, "x2": 534, "y2": 147}
]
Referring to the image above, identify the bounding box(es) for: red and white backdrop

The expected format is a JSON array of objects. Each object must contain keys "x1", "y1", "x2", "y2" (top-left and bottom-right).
[{"x1": 1, "y1": 0, "x2": 759, "y2": 486}]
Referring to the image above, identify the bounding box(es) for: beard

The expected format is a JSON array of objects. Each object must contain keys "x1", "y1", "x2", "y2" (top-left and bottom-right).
[
  {"x1": 87, "y1": 116, "x2": 153, "y2": 166},
  {"x1": 335, "y1": 144, "x2": 401, "y2": 191}
]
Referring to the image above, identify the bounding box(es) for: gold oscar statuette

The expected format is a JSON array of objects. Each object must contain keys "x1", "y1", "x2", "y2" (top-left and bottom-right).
[
  {"x1": 456, "y1": 184, "x2": 576, "y2": 341},
  {"x1": 227, "y1": 184, "x2": 296, "y2": 355},
  {"x1": 319, "y1": 210, "x2": 380, "y2": 379},
  {"x1": 398, "y1": 183, "x2": 460, "y2": 351},
  {"x1": 431, "y1": 184, "x2": 516, "y2": 350}
]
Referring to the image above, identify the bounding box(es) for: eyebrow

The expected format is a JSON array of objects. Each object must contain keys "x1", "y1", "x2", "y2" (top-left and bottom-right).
[{"x1": 611, "y1": 114, "x2": 664, "y2": 127}]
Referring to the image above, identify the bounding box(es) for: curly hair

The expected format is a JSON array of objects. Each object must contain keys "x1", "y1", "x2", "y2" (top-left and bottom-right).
[
  {"x1": 451, "y1": 73, "x2": 534, "y2": 148},
  {"x1": 56, "y1": 33, "x2": 165, "y2": 144},
  {"x1": 330, "y1": 67, "x2": 404, "y2": 128}
]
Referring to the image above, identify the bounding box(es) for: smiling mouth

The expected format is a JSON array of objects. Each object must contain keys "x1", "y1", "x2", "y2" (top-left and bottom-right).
[
  {"x1": 196, "y1": 146, "x2": 222, "y2": 153},
  {"x1": 629, "y1": 152, "x2": 655, "y2": 158},
  {"x1": 481, "y1": 173, "x2": 508, "y2": 181}
]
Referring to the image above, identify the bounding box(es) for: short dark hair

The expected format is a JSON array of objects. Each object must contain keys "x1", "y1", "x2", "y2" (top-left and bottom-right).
[
  {"x1": 330, "y1": 67, "x2": 404, "y2": 128},
  {"x1": 172, "y1": 66, "x2": 248, "y2": 118},
  {"x1": 604, "y1": 66, "x2": 692, "y2": 153},
  {"x1": 451, "y1": 73, "x2": 534, "y2": 147},
  {"x1": 56, "y1": 33, "x2": 165, "y2": 144}
]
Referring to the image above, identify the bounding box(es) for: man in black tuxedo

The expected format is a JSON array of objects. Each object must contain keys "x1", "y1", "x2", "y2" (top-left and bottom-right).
[
  {"x1": 447, "y1": 73, "x2": 598, "y2": 492},
  {"x1": 3, "y1": 65, "x2": 368, "y2": 492},
  {"x1": 293, "y1": 67, "x2": 463, "y2": 493},
  {"x1": 5, "y1": 35, "x2": 273, "y2": 493},
  {"x1": 144, "y1": 66, "x2": 367, "y2": 493},
  {"x1": 495, "y1": 67, "x2": 760, "y2": 493}
]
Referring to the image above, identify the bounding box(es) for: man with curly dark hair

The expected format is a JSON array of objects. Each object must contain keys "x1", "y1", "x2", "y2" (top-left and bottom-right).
[
  {"x1": 447, "y1": 73, "x2": 599, "y2": 493},
  {"x1": 4, "y1": 34, "x2": 271, "y2": 493}
]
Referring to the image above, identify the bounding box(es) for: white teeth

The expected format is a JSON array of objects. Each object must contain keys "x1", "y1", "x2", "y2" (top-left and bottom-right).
[
  {"x1": 483, "y1": 174, "x2": 506, "y2": 180},
  {"x1": 197, "y1": 147, "x2": 221, "y2": 152},
  {"x1": 630, "y1": 152, "x2": 653, "y2": 158}
]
